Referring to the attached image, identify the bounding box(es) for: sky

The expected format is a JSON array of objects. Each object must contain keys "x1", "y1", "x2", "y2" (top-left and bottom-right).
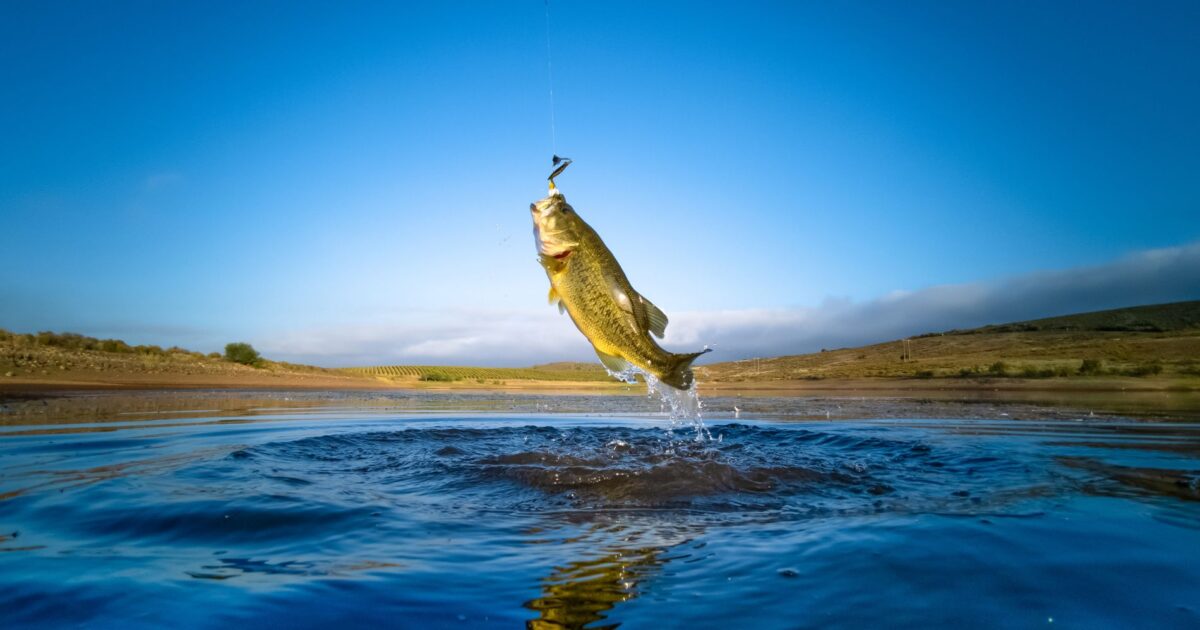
[{"x1": 1, "y1": 1, "x2": 1198, "y2": 366}]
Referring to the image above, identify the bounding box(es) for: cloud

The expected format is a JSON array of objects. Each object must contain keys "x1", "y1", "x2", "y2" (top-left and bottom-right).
[
  {"x1": 260, "y1": 309, "x2": 591, "y2": 367},
  {"x1": 261, "y1": 241, "x2": 1200, "y2": 367},
  {"x1": 664, "y1": 241, "x2": 1200, "y2": 359}
]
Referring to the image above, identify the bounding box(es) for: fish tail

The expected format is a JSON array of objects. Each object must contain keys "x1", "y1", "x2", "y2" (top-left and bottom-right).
[{"x1": 660, "y1": 348, "x2": 712, "y2": 390}]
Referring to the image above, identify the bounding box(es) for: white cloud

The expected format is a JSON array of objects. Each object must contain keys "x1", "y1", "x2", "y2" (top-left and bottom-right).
[
  {"x1": 259, "y1": 309, "x2": 591, "y2": 367},
  {"x1": 261, "y1": 241, "x2": 1200, "y2": 367}
]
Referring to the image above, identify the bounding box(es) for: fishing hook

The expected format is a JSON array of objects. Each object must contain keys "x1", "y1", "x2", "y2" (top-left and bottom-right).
[{"x1": 548, "y1": 154, "x2": 572, "y2": 191}]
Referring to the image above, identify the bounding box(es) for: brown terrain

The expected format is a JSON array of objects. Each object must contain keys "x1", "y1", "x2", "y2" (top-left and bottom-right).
[{"x1": 2, "y1": 301, "x2": 1198, "y2": 397}]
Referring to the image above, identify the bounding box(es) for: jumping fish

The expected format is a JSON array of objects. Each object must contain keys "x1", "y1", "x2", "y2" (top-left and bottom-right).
[{"x1": 529, "y1": 158, "x2": 709, "y2": 389}]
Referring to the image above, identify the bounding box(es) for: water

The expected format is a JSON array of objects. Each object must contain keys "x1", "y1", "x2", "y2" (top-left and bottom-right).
[
  {"x1": 2, "y1": 390, "x2": 1199, "y2": 628},
  {"x1": 604, "y1": 364, "x2": 708, "y2": 439}
]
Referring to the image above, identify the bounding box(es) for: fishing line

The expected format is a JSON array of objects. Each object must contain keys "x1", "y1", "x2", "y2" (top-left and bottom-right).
[{"x1": 543, "y1": 0, "x2": 557, "y2": 155}]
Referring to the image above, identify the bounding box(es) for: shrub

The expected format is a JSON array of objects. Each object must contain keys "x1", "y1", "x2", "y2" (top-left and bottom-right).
[
  {"x1": 419, "y1": 370, "x2": 458, "y2": 382},
  {"x1": 224, "y1": 342, "x2": 262, "y2": 366},
  {"x1": 915, "y1": 370, "x2": 935, "y2": 379},
  {"x1": 1020, "y1": 366, "x2": 1056, "y2": 378},
  {"x1": 1078, "y1": 359, "x2": 1103, "y2": 376},
  {"x1": 100, "y1": 339, "x2": 131, "y2": 353},
  {"x1": 1121, "y1": 361, "x2": 1163, "y2": 377},
  {"x1": 987, "y1": 361, "x2": 1008, "y2": 376}
]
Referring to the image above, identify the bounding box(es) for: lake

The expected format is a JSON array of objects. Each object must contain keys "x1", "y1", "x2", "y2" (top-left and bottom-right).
[{"x1": 2, "y1": 389, "x2": 1198, "y2": 628}]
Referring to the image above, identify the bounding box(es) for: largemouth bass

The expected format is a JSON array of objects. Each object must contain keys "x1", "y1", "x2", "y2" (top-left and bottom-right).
[{"x1": 530, "y1": 163, "x2": 709, "y2": 389}]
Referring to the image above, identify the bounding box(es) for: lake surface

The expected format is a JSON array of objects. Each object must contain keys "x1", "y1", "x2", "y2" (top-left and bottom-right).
[{"x1": 2, "y1": 390, "x2": 1199, "y2": 628}]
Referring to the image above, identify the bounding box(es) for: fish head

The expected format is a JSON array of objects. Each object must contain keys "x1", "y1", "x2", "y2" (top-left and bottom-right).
[{"x1": 530, "y1": 192, "x2": 582, "y2": 257}]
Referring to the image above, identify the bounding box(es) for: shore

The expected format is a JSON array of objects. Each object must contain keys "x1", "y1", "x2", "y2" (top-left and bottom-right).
[{"x1": 2, "y1": 368, "x2": 1196, "y2": 398}]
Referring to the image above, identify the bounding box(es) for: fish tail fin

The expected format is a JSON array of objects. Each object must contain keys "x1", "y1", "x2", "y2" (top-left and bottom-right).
[{"x1": 661, "y1": 348, "x2": 712, "y2": 390}]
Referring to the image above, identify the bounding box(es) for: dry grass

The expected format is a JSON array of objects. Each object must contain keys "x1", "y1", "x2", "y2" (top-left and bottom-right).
[{"x1": 697, "y1": 301, "x2": 1200, "y2": 382}]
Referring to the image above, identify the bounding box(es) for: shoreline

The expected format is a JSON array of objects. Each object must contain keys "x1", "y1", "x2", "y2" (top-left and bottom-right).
[{"x1": 1, "y1": 372, "x2": 1195, "y2": 397}]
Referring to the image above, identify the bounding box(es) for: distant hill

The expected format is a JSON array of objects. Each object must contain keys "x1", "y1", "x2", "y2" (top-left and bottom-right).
[
  {"x1": 0, "y1": 327, "x2": 368, "y2": 389},
  {"x1": 935, "y1": 300, "x2": 1200, "y2": 335},
  {"x1": 343, "y1": 362, "x2": 612, "y2": 383},
  {"x1": 696, "y1": 301, "x2": 1200, "y2": 382},
  {"x1": 7, "y1": 301, "x2": 1198, "y2": 391}
]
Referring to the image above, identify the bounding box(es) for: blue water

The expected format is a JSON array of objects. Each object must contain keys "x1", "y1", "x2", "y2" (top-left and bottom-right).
[{"x1": 2, "y1": 392, "x2": 1199, "y2": 628}]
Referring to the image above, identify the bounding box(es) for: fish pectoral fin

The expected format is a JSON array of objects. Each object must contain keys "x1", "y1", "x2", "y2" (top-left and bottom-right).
[
  {"x1": 637, "y1": 295, "x2": 669, "y2": 339},
  {"x1": 594, "y1": 349, "x2": 633, "y2": 375},
  {"x1": 548, "y1": 286, "x2": 566, "y2": 314}
]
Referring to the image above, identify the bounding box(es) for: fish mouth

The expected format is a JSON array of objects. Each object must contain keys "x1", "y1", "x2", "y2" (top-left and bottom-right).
[{"x1": 530, "y1": 196, "x2": 560, "y2": 218}]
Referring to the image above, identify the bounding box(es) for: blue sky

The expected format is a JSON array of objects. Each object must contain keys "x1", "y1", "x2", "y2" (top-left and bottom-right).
[{"x1": 2, "y1": 1, "x2": 1198, "y2": 366}]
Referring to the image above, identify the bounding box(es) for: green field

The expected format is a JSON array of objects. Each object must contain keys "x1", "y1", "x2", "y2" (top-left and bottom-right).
[{"x1": 342, "y1": 362, "x2": 614, "y2": 383}]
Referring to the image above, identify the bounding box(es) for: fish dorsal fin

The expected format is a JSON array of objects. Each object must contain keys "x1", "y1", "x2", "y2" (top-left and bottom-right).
[
  {"x1": 595, "y1": 348, "x2": 632, "y2": 374},
  {"x1": 608, "y1": 279, "x2": 667, "y2": 338},
  {"x1": 548, "y1": 286, "x2": 565, "y2": 314},
  {"x1": 638, "y1": 295, "x2": 669, "y2": 339}
]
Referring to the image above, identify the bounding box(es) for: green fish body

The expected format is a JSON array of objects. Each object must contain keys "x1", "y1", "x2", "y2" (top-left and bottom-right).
[{"x1": 530, "y1": 190, "x2": 708, "y2": 389}]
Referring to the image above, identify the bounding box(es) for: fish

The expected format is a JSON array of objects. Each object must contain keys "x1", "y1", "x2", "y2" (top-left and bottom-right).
[{"x1": 529, "y1": 160, "x2": 710, "y2": 389}]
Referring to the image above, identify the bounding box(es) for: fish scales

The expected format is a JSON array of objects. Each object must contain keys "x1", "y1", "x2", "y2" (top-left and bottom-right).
[{"x1": 530, "y1": 183, "x2": 708, "y2": 389}]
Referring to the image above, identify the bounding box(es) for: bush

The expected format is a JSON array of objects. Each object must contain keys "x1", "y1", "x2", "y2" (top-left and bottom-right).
[
  {"x1": 100, "y1": 339, "x2": 131, "y2": 353},
  {"x1": 987, "y1": 361, "x2": 1008, "y2": 376},
  {"x1": 914, "y1": 370, "x2": 935, "y2": 379},
  {"x1": 419, "y1": 370, "x2": 458, "y2": 382},
  {"x1": 1020, "y1": 366, "x2": 1056, "y2": 379},
  {"x1": 1078, "y1": 359, "x2": 1103, "y2": 375},
  {"x1": 224, "y1": 342, "x2": 262, "y2": 366},
  {"x1": 1120, "y1": 361, "x2": 1163, "y2": 377}
]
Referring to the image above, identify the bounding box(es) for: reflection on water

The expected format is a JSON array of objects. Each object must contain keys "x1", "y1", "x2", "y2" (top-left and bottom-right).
[
  {"x1": 1061, "y1": 456, "x2": 1200, "y2": 502},
  {"x1": 525, "y1": 531, "x2": 665, "y2": 629},
  {"x1": 1, "y1": 393, "x2": 1199, "y2": 627}
]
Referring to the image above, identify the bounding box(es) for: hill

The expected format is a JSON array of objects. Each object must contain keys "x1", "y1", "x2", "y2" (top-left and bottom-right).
[
  {"x1": 933, "y1": 300, "x2": 1200, "y2": 335},
  {"x1": 5, "y1": 301, "x2": 1198, "y2": 393},
  {"x1": 342, "y1": 362, "x2": 613, "y2": 383},
  {"x1": 0, "y1": 328, "x2": 372, "y2": 390},
  {"x1": 0, "y1": 329, "x2": 618, "y2": 391},
  {"x1": 695, "y1": 301, "x2": 1200, "y2": 383}
]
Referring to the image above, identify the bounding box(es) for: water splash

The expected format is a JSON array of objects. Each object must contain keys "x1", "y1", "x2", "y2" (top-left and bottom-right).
[{"x1": 605, "y1": 365, "x2": 711, "y2": 441}]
